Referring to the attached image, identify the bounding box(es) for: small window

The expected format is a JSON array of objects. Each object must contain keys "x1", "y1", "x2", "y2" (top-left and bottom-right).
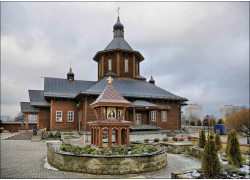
[
  {"x1": 151, "y1": 111, "x2": 156, "y2": 122},
  {"x1": 125, "y1": 59, "x2": 128, "y2": 72},
  {"x1": 118, "y1": 110, "x2": 124, "y2": 120},
  {"x1": 108, "y1": 59, "x2": 112, "y2": 71},
  {"x1": 162, "y1": 111, "x2": 167, "y2": 122},
  {"x1": 68, "y1": 111, "x2": 74, "y2": 122},
  {"x1": 56, "y1": 111, "x2": 63, "y2": 122},
  {"x1": 28, "y1": 114, "x2": 37, "y2": 123},
  {"x1": 98, "y1": 61, "x2": 101, "y2": 76}
]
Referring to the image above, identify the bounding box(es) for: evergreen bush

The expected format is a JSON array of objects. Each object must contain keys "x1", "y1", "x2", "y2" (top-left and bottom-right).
[
  {"x1": 217, "y1": 119, "x2": 224, "y2": 124},
  {"x1": 54, "y1": 129, "x2": 61, "y2": 138},
  {"x1": 198, "y1": 128, "x2": 206, "y2": 148},
  {"x1": 215, "y1": 130, "x2": 222, "y2": 151},
  {"x1": 113, "y1": 146, "x2": 128, "y2": 155},
  {"x1": 202, "y1": 135, "x2": 221, "y2": 178},
  {"x1": 162, "y1": 137, "x2": 168, "y2": 142},
  {"x1": 225, "y1": 133, "x2": 231, "y2": 156},
  {"x1": 227, "y1": 130, "x2": 243, "y2": 167},
  {"x1": 197, "y1": 119, "x2": 202, "y2": 126},
  {"x1": 144, "y1": 139, "x2": 149, "y2": 142},
  {"x1": 154, "y1": 138, "x2": 159, "y2": 142},
  {"x1": 190, "y1": 120, "x2": 196, "y2": 126}
]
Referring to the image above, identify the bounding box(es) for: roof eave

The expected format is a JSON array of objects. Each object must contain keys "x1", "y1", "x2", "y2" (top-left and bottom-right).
[{"x1": 93, "y1": 49, "x2": 144, "y2": 62}]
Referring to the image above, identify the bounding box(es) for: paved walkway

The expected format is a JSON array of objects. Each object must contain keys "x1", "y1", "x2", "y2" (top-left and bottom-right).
[{"x1": 0, "y1": 134, "x2": 201, "y2": 178}]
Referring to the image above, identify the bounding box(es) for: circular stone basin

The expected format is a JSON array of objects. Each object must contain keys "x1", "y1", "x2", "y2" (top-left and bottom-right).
[{"x1": 47, "y1": 142, "x2": 167, "y2": 175}]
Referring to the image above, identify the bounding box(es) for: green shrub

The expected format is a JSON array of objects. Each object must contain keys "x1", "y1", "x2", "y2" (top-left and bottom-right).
[
  {"x1": 144, "y1": 139, "x2": 149, "y2": 142},
  {"x1": 185, "y1": 120, "x2": 189, "y2": 125},
  {"x1": 190, "y1": 120, "x2": 196, "y2": 126},
  {"x1": 131, "y1": 144, "x2": 157, "y2": 154},
  {"x1": 227, "y1": 130, "x2": 243, "y2": 168},
  {"x1": 197, "y1": 119, "x2": 202, "y2": 126},
  {"x1": 146, "y1": 146, "x2": 157, "y2": 153},
  {"x1": 49, "y1": 132, "x2": 54, "y2": 138},
  {"x1": 179, "y1": 138, "x2": 184, "y2": 141},
  {"x1": 217, "y1": 119, "x2": 224, "y2": 124},
  {"x1": 198, "y1": 128, "x2": 206, "y2": 148},
  {"x1": 162, "y1": 137, "x2": 168, "y2": 142},
  {"x1": 113, "y1": 146, "x2": 128, "y2": 155},
  {"x1": 154, "y1": 138, "x2": 159, "y2": 142},
  {"x1": 64, "y1": 135, "x2": 77, "y2": 139},
  {"x1": 96, "y1": 148, "x2": 112, "y2": 156},
  {"x1": 0, "y1": 127, "x2": 4, "y2": 133},
  {"x1": 54, "y1": 130, "x2": 61, "y2": 138},
  {"x1": 225, "y1": 133, "x2": 231, "y2": 156},
  {"x1": 215, "y1": 130, "x2": 222, "y2": 151},
  {"x1": 173, "y1": 137, "x2": 178, "y2": 141},
  {"x1": 202, "y1": 135, "x2": 221, "y2": 178}
]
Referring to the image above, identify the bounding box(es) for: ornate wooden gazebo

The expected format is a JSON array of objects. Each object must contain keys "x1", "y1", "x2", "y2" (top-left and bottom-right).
[{"x1": 88, "y1": 77, "x2": 132, "y2": 148}]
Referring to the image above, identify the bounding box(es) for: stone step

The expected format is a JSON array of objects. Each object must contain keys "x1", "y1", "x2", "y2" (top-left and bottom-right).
[
  {"x1": 31, "y1": 132, "x2": 41, "y2": 142},
  {"x1": 4, "y1": 131, "x2": 32, "y2": 140}
]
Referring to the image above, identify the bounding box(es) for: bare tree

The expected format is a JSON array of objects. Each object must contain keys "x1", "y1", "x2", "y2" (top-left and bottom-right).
[{"x1": 226, "y1": 109, "x2": 250, "y2": 136}]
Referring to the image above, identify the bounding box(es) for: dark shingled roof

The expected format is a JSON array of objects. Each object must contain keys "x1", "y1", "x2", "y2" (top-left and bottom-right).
[
  {"x1": 129, "y1": 100, "x2": 158, "y2": 108},
  {"x1": 44, "y1": 77, "x2": 96, "y2": 98},
  {"x1": 104, "y1": 37, "x2": 133, "y2": 51},
  {"x1": 82, "y1": 77, "x2": 187, "y2": 101},
  {"x1": 29, "y1": 90, "x2": 50, "y2": 106},
  {"x1": 20, "y1": 102, "x2": 38, "y2": 113}
]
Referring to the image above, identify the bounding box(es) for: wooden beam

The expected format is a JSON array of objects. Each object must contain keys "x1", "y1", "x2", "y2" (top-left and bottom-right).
[
  {"x1": 50, "y1": 99, "x2": 53, "y2": 130},
  {"x1": 108, "y1": 127, "x2": 112, "y2": 148},
  {"x1": 117, "y1": 52, "x2": 120, "y2": 76},
  {"x1": 120, "y1": 108, "x2": 126, "y2": 120},
  {"x1": 93, "y1": 108, "x2": 99, "y2": 120},
  {"x1": 133, "y1": 108, "x2": 136, "y2": 127},
  {"x1": 101, "y1": 55, "x2": 104, "y2": 77},
  {"x1": 133, "y1": 55, "x2": 135, "y2": 78}
]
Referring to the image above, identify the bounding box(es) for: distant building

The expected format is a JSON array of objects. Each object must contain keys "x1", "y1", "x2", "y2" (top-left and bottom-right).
[
  {"x1": 0, "y1": 116, "x2": 11, "y2": 122},
  {"x1": 220, "y1": 105, "x2": 247, "y2": 120},
  {"x1": 185, "y1": 104, "x2": 203, "y2": 122}
]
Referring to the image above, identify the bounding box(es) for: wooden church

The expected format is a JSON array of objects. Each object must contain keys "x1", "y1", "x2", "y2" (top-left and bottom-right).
[{"x1": 20, "y1": 14, "x2": 188, "y2": 132}]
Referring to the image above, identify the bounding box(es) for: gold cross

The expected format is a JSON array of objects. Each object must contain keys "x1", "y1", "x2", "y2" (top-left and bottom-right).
[
  {"x1": 117, "y1": 6, "x2": 120, "y2": 17},
  {"x1": 107, "y1": 76, "x2": 113, "y2": 84}
]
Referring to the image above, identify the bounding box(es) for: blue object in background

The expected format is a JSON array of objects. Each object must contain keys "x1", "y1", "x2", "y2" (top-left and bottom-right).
[{"x1": 214, "y1": 124, "x2": 225, "y2": 135}]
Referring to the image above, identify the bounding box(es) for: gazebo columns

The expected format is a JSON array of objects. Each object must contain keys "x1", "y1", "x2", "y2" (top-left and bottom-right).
[
  {"x1": 117, "y1": 127, "x2": 122, "y2": 146},
  {"x1": 108, "y1": 127, "x2": 112, "y2": 148}
]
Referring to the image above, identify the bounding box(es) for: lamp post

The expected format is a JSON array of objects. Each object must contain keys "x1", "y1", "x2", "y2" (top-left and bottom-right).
[{"x1": 206, "y1": 115, "x2": 210, "y2": 136}]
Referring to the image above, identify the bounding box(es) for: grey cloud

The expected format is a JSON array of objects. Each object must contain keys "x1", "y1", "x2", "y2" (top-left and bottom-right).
[{"x1": 1, "y1": 2, "x2": 249, "y2": 118}]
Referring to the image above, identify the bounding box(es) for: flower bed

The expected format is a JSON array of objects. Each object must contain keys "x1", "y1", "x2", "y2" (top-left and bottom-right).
[{"x1": 47, "y1": 142, "x2": 167, "y2": 175}]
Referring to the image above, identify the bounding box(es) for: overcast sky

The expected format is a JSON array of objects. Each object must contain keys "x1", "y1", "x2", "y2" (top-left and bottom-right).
[{"x1": 1, "y1": 2, "x2": 249, "y2": 119}]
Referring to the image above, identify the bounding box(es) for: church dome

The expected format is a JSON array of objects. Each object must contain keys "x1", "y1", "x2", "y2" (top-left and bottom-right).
[
  {"x1": 67, "y1": 68, "x2": 74, "y2": 77},
  {"x1": 149, "y1": 75, "x2": 155, "y2": 85},
  {"x1": 113, "y1": 17, "x2": 124, "y2": 30}
]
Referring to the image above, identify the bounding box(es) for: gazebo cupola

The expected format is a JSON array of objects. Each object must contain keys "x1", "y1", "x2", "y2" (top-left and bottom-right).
[{"x1": 88, "y1": 76, "x2": 132, "y2": 148}]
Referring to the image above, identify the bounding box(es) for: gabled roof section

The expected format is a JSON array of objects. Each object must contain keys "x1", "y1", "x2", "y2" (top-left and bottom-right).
[
  {"x1": 44, "y1": 77, "x2": 96, "y2": 98},
  {"x1": 90, "y1": 83, "x2": 131, "y2": 107},
  {"x1": 20, "y1": 102, "x2": 38, "y2": 113},
  {"x1": 104, "y1": 37, "x2": 133, "y2": 51},
  {"x1": 129, "y1": 100, "x2": 159, "y2": 108},
  {"x1": 29, "y1": 90, "x2": 50, "y2": 107},
  {"x1": 82, "y1": 77, "x2": 188, "y2": 101}
]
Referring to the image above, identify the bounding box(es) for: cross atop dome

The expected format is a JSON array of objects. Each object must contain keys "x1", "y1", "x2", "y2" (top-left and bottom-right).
[{"x1": 107, "y1": 76, "x2": 113, "y2": 84}]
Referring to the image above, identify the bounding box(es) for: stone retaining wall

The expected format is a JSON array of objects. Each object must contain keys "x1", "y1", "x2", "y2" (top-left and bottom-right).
[
  {"x1": 47, "y1": 143, "x2": 167, "y2": 175},
  {"x1": 185, "y1": 146, "x2": 204, "y2": 158}
]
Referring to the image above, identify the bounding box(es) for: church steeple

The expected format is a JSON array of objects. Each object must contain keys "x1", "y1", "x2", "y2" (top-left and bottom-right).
[
  {"x1": 149, "y1": 71, "x2": 155, "y2": 85},
  {"x1": 67, "y1": 62, "x2": 75, "y2": 82},
  {"x1": 113, "y1": 17, "x2": 124, "y2": 38}
]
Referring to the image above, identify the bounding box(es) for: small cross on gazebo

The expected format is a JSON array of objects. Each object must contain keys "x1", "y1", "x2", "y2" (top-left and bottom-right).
[{"x1": 88, "y1": 76, "x2": 132, "y2": 148}]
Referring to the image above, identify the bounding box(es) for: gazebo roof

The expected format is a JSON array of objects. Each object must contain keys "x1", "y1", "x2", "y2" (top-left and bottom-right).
[{"x1": 90, "y1": 82, "x2": 131, "y2": 108}]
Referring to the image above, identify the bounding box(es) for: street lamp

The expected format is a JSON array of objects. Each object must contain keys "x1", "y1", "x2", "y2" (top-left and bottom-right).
[{"x1": 206, "y1": 115, "x2": 210, "y2": 136}]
